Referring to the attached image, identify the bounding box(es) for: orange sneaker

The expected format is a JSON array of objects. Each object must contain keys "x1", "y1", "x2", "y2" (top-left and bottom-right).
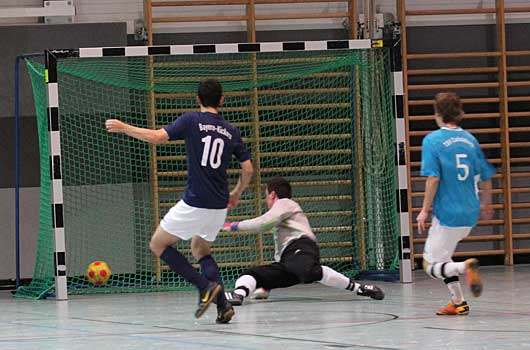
[
  {"x1": 465, "y1": 258, "x2": 483, "y2": 297},
  {"x1": 436, "y1": 301, "x2": 469, "y2": 315}
]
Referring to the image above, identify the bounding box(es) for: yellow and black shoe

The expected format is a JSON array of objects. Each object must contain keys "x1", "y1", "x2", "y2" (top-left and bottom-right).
[
  {"x1": 436, "y1": 301, "x2": 469, "y2": 315},
  {"x1": 465, "y1": 258, "x2": 483, "y2": 297},
  {"x1": 216, "y1": 301, "x2": 235, "y2": 324},
  {"x1": 195, "y1": 282, "x2": 222, "y2": 319}
]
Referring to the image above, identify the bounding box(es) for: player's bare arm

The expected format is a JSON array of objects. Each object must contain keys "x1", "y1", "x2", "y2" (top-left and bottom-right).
[
  {"x1": 479, "y1": 179, "x2": 493, "y2": 220},
  {"x1": 105, "y1": 119, "x2": 168, "y2": 144},
  {"x1": 228, "y1": 159, "x2": 253, "y2": 209},
  {"x1": 417, "y1": 176, "x2": 439, "y2": 234}
]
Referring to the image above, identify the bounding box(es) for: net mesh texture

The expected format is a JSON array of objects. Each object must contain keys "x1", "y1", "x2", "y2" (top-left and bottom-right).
[{"x1": 17, "y1": 48, "x2": 398, "y2": 299}]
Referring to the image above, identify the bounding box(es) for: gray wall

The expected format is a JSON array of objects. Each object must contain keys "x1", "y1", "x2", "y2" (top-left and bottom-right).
[{"x1": 1, "y1": 23, "x2": 127, "y2": 280}]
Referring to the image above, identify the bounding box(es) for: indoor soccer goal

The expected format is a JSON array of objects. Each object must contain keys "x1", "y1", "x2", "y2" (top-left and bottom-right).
[{"x1": 17, "y1": 40, "x2": 399, "y2": 299}]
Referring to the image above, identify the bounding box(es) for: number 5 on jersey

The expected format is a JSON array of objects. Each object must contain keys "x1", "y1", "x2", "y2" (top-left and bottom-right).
[
  {"x1": 201, "y1": 136, "x2": 225, "y2": 169},
  {"x1": 456, "y1": 154, "x2": 469, "y2": 181}
]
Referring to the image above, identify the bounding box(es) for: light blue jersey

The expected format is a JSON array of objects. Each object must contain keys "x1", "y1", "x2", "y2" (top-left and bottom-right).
[{"x1": 421, "y1": 127, "x2": 495, "y2": 227}]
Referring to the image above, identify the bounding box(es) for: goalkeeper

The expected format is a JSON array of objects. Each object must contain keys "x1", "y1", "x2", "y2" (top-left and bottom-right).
[{"x1": 223, "y1": 177, "x2": 384, "y2": 306}]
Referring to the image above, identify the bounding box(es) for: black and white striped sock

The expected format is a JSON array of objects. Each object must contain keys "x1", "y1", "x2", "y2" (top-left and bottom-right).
[
  {"x1": 346, "y1": 279, "x2": 360, "y2": 293},
  {"x1": 234, "y1": 286, "x2": 249, "y2": 298}
]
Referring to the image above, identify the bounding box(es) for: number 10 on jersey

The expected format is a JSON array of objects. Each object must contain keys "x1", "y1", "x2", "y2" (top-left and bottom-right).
[{"x1": 201, "y1": 136, "x2": 225, "y2": 169}]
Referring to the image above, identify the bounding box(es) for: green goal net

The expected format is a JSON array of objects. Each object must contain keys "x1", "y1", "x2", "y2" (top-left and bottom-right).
[{"x1": 17, "y1": 45, "x2": 398, "y2": 299}]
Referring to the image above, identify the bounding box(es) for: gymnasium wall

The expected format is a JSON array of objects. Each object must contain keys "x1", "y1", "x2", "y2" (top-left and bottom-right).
[
  {"x1": 0, "y1": 24, "x2": 355, "y2": 282},
  {"x1": 33, "y1": 0, "x2": 530, "y2": 34},
  {"x1": 0, "y1": 23, "x2": 127, "y2": 280},
  {"x1": 406, "y1": 23, "x2": 530, "y2": 265},
  {"x1": 3, "y1": 1, "x2": 530, "y2": 34},
  {"x1": 1, "y1": 17, "x2": 529, "y2": 281}
]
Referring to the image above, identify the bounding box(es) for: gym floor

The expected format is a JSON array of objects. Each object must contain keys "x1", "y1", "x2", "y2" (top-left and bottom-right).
[{"x1": 1, "y1": 265, "x2": 529, "y2": 350}]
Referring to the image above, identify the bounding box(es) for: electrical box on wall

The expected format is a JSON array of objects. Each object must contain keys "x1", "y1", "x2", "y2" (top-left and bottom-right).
[
  {"x1": 44, "y1": 1, "x2": 76, "y2": 24},
  {"x1": 358, "y1": 12, "x2": 395, "y2": 39}
]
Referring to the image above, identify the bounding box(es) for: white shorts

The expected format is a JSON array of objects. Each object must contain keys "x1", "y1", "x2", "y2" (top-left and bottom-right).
[
  {"x1": 423, "y1": 217, "x2": 472, "y2": 264},
  {"x1": 160, "y1": 200, "x2": 227, "y2": 242}
]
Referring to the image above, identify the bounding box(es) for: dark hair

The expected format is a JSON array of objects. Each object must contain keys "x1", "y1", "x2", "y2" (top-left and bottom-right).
[
  {"x1": 198, "y1": 79, "x2": 223, "y2": 108},
  {"x1": 266, "y1": 177, "x2": 292, "y2": 199},
  {"x1": 434, "y1": 92, "x2": 464, "y2": 125}
]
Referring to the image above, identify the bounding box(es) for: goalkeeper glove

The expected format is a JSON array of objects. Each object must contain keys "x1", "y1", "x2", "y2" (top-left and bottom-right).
[{"x1": 221, "y1": 222, "x2": 239, "y2": 232}]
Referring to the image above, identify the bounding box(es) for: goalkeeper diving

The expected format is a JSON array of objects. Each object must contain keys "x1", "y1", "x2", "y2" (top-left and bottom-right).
[{"x1": 223, "y1": 177, "x2": 384, "y2": 306}]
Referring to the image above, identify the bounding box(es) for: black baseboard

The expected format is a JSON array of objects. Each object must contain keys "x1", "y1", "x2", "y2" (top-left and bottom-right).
[{"x1": 0, "y1": 278, "x2": 31, "y2": 291}]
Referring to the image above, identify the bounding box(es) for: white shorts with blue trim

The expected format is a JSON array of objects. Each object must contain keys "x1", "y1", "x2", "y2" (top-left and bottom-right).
[{"x1": 160, "y1": 200, "x2": 227, "y2": 242}]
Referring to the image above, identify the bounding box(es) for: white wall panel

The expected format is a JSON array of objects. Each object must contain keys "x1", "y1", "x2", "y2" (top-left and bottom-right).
[
  {"x1": 4, "y1": 1, "x2": 529, "y2": 34},
  {"x1": 72, "y1": 0, "x2": 354, "y2": 33},
  {"x1": 73, "y1": 0, "x2": 142, "y2": 33},
  {"x1": 1, "y1": 0, "x2": 41, "y2": 6},
  {"x1": 0, "y1": 0, "x2": 41, "y2": 24}
]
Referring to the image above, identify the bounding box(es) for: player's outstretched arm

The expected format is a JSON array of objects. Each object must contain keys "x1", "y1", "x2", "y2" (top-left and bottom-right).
[
  {"x1": 105, "y1": 119, "x2": 168, "y2": 144},
  {"x1": 228, "y1": 160, "x2": 253, "y2": 209},
  {"x1": 479, "y1": 179, "x2": 493, "y2": 220},
  {"x1": 417, "y1": 176, "x2": 439, "y2": 234},
  {"x1": 223, "y1": 201, "x2": 290, "y2": 233}
]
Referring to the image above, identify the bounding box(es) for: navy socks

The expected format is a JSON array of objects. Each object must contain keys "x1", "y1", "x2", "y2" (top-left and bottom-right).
[
  {"x1": 160, "y1": 247, "x2": 209, "y2": 291},
  {"x1": 199, "y1": 255, "x2": 227, "y2": 305}
]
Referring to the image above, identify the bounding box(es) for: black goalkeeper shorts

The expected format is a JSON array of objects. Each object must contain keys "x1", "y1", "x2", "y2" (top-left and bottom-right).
[{"x1": 241, "y1": 237, "x2": 323, "y2": 290}]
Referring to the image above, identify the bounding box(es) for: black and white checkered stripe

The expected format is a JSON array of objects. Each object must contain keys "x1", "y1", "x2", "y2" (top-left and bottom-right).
[
  {"x1": 77, "y1": 40, "x2": 371, "y2": 57},
  {"x1": 45, "y1": 50, "x2": 68, "y2": 300},
  {"x1": 390, "y1": 39, "x2": 412, "y2": 283}
]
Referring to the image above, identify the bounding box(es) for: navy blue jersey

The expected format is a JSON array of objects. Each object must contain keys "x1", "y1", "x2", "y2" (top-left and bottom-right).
[{"x1": 164, "y1": 112, "x2": 251, "y2": 209}]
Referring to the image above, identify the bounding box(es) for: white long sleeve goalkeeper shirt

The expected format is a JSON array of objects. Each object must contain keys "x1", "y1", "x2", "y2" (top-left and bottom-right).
[{"x1": 237, "y1": 198, "x2": 317, "y2": 262}]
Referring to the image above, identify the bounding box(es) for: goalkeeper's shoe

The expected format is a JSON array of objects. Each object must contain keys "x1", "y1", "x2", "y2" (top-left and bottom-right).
[
  {"x1": 216, "y1": 301, "x2": 235, "y2": 324},
  {"x1": 225, "y1": 291, "x2": 244, "y2": 306},
  {"x1": 356, "y1": 284, "x2": 385, "y2": 300},
  {"x1": 252, "y1": 288, "x2": 270, "y2": 300},
  {"x1": 465, "y1": 258, "x2": 483, "y2": 297},
  {"x1": 436, "y1": 301, "x2": 469, "y2": 315},
  {"x1": 195, "y1": 282, "x2": 222, "y2": 318}
]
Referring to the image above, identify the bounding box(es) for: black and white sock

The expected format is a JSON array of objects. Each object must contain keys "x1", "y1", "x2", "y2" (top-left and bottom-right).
[
  {"x1": 318, "y1": 266, "x2": 360, "y2": 293},
  {"x1": 444, "y1": 276, "x2": 465, "y2": 304},
  {"x1": 426, "y1": 262, "x2": 465, "y2": 279},
  {"x1": 347, "y1": 279, "x2": 361, "y2": 294},
  {"x1": 234, "y1": 275, "x2": 257, "y2": 298}
]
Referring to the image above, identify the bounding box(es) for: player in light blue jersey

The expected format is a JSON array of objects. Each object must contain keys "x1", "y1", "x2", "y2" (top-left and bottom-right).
[{"x1": 417, "y1": 92, "x2": 495, "y2": 316}]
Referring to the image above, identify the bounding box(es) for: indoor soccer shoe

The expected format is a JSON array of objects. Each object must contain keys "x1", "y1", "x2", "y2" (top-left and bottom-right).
[
  {"x1": 225, "y1": 291, "x2": 244, "y2": 306},
  {"x1": 252, "y1": 288, "x2": 270, "y2": 300},
  {"x1": 436, "y1": 301, "x2": 469, "y2": 315},
  {"x1": 465, "y1": 258, "x2": 483, "y2": 297},
  {"x1": 356, "y1": 284, "x2": 385, "y2": 300},
  {"x1": 195, "y1": 282, "x2": 222, "y2": 318},
  {"x1": 216, "y1": 301, "x2": 235, "y2": 324}
]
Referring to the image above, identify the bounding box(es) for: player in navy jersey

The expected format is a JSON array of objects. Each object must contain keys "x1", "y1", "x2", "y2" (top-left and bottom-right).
[
  {"x1": 416, "y1": 92, "x2": 495, "y2": 316},
  {"x1": 105, "y1": 79, "x2": 253, "y2": 323}
]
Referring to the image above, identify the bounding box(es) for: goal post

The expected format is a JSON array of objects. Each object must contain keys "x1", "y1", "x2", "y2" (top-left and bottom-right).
[
  {"x1": 45, "y1": 50, "x2": 68, "y2": 300},
  {"x1": 17, "y1": 40, "x2": 401, "y2": 300}
]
